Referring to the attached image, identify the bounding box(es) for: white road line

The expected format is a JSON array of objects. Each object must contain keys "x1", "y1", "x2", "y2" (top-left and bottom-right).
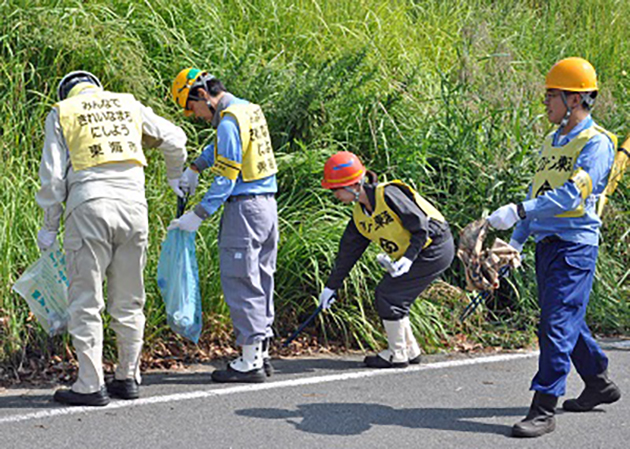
[{"x1": 0, "y1": 351, "x2": 538, "y2": 425}]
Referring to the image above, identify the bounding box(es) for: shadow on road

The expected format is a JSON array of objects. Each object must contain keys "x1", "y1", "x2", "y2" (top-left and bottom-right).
[
  {"x1": 0, "y1": 394, "x2": 55, "y2": 410},
  {"x1": 142, "y1": 357, "x2": 363, "y2": 386},
  {"x1": 270, "y1": 358, "x2": 364, "y2": 375},
  {"x1": 236, "y1": 403, "x2": 529, "y2": 436}
]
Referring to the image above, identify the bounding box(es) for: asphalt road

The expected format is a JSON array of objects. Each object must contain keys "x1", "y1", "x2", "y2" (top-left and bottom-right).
[{"x1": 1, "y1": 343, "x2": 628, "y2": 449}]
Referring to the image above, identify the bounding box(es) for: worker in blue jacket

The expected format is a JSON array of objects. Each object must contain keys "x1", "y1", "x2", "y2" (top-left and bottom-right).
[
  {"x1": 170, "y1": 68, "x2": 278, "y2": 383},
  {"x1": 488, "y1": 57, "x2": 621, "y2": 438}
]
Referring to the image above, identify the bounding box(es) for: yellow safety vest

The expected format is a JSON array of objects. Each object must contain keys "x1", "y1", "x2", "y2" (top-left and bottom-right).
[
  {"x1": 532, "y1": 124, "x2": 616, "y2": 218},
  {"x1": 56, "y1": 91, "x2": 146, "y2": 172},
  {"x1": 211, "y1": 103, "x2": 277, "y2": 182},
  {"x1": 597, "y1": 137, "x2": 628, "y2": 216},
  {"x1": 352, "y1": 180, "x2": 445, "y2": 260}
]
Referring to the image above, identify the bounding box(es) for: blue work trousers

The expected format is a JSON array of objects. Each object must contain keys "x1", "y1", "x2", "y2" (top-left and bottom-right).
[{"x1": 531, "y1": 238, "x2": 608, "y2": 397}]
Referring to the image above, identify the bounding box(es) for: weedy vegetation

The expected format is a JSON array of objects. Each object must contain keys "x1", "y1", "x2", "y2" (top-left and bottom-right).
[{"x1": 1, "y1": 0, "x2": 628, "y2": 372}]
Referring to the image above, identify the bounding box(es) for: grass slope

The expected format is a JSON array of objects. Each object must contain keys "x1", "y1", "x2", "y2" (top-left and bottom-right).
[{"x1": 0, "y1": 0, "x2": 628, "y2": 368}]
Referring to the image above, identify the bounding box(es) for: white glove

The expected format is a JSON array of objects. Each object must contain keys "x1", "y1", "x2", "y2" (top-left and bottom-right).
[
  {"x1": 179, "y1": 167, "x2": 200, "y2": 196},
  {"x1": 488, "y1": 203, "x2": 520, "y2": 230},
  {"x1": 319, "y1": 287, "x2": 336, "y2": 310},
  {"x1": 376, "y1": 253, "x2": 395, "y2": 273},
  {"x1": 167, "y1": 211, "x2": 203, "y2": 232},
  {"x1": 390, "y1": 257, "x2": 413, "y2": 278},
  {"x1": 168, "y1": 178, "x2": 185, "y2": 198},
  {"x1": 37, "y1": 229, "x2": 57, "y2": 252}
]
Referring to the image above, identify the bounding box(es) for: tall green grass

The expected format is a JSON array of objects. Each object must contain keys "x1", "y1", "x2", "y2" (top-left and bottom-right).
[{"x1": 1, "y1": 0, "x2": 629, "y2": 366}]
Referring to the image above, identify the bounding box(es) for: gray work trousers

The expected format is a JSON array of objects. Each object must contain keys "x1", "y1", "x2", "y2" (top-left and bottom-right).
[
  {"x1": 218, "y1": 195, "x2": 278, "y2": 346},
  {"x1": 64, "y1": 198, "x2": 148, "y2": 393},
  {"x1": 375, "y1": 230, "x2": 455, "y2": 320}
]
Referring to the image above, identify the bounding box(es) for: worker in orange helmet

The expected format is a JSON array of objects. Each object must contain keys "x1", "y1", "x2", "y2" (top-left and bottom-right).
[
  {"x1": 320, "y1": 151, "x2": 454, "y2": 369},
  {"x1": 488, "y1": 57, "x2": 621, "y2": 438}
]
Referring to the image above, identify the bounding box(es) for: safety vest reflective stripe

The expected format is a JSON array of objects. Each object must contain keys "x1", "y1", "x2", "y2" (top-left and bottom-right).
[
  {"x1": 56, "y1": 91, "x2": 146, "y2": 172},
  {"x1": 352, "y1": 180, "x2": 444, "y2": 260},
  {"x1": 213, "y1": 103, "x2": 277, "y2": 182}
]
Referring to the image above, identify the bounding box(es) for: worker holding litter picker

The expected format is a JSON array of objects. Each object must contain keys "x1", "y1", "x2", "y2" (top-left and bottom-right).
[
  {"x1": 170, "y1": 68, "x2": 278, "y2": 384},
  {"x1": 319, "y1": 151, "x2": 454, "y2": 368},
  {"x1": 38, "y1": 71, "x2": 188, "y2": 406},
  {"x1": 487, "y1": 57, "x2": 622, "y2": 438}
]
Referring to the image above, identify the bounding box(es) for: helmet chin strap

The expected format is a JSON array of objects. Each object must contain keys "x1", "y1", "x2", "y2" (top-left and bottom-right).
[
  {"x1": 559, "y1": 91, "x2": 595, "y2": 134},
  {"x1": 343, "y1": 177, "x2": 365, "y2": 203},
  {"x1": 559, "y1": 91, "x2": 572, "y2": 131}
]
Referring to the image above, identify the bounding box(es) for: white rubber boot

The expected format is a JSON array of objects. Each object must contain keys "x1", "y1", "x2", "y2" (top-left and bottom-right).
[
  {"x1": 211, "y1": 343, "x2": 266, "y2": 383},
  {"x1": 364, "y1": 319, "x2": 409, "y2": 368},
  {"x1": 403, "y1": 316, "x2": 421, "y2": 364},
  {"x1": 230, "y1": 343, "x2": 263, "y2": 372}
]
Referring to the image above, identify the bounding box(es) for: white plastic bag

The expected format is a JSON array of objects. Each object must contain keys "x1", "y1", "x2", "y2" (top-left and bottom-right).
[{"x1": 12, "y1": 244, "x2": 70, "y2": 336}]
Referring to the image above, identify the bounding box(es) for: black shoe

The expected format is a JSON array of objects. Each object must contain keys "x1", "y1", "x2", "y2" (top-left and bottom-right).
[
  {"x1": 263, "y1": 358, "x2": 274, "y2": 377},
  {"x1": 512, "y1": 392, "x2": 557, "y2": 438},
  {"x1": 563, "y1": 370, "x2": 621, "y2": 412},
  {"x1": 107, "y1": 379, "x2": 140, "y2": 400},
  {"x1": 409, "y1": 354, "x2": 421, "y2": 365},
  {"x1": 364, "y1": 354, "x2": 409, "y2": 369},
  {"x1": 211, "y1": 364, "x2": 266, "y2": 384},
  {"x1": 53, "y1": 387, "x2": 110, "y2": 407}
]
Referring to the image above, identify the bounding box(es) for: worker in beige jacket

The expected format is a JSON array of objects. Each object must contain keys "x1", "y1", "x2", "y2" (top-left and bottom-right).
[{"x1": 37, "y1": 70, "x2": 187, "y2": 406}]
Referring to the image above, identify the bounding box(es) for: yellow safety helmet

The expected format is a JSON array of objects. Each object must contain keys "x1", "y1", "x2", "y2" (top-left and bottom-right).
[
  {"x1": 171, "y1": 67, "x2": 208, "y2": 117},
  {"x1": 545, "y1": 57, "x2": 598, "y2": 92}
]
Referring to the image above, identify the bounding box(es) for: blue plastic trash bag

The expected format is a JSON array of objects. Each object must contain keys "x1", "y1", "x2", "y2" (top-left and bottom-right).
[
  {"x1": 157, "y1": 229, "x2": 202, "y2": 343},
  {"x1": 12, "y1": 244, "x2": 69, "y2": 336}
]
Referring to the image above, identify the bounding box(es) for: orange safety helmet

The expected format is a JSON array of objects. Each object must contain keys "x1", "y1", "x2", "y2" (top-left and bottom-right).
[
  {"x1": 322, "y1": 151, "x2": 366, "y2": 189},
  {"x1": 545, "y1": 57, "x2": 598, "y2": 92}
]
